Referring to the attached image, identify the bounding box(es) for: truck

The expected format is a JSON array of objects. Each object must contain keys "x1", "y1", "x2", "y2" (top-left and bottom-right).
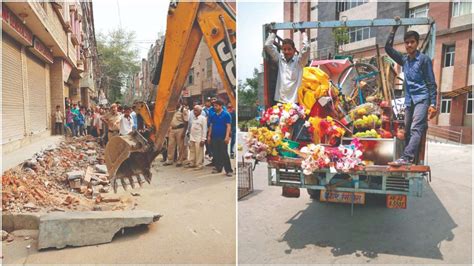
[{"x1": 260, "y1": 18, "x2": 435, "y2": 210}]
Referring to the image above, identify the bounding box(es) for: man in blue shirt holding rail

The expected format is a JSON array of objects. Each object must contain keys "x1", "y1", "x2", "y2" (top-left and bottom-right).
[{"x1": 385, "y1": 24, "x2": 438, "y2": 166}]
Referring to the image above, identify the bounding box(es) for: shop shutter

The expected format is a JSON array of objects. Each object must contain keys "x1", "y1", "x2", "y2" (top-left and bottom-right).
[
  {"x1": 26, "y1": 50, "x2": 48, "y2": 134},
  {"x1": 2, "y1": 33, "x2": 26, "y2": 144}
]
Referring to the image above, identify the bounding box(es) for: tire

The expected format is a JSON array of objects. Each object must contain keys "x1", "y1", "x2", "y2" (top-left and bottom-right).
[
  {"x1": 337, "y1": 62, "x2": 381, "y2": 105},
  {"x1": 307, "y1": 189, "x2": 321, "y2": 200}
]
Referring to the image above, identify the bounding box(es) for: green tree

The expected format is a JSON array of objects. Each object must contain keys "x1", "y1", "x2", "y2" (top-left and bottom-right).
[
  {"x1": 238, "y1": 68, "x2": 259, "y2": 106},
  {"x1": 97, "y1": 28, "x2": 140, "y2": 104},
  {"x1": 332, "y1": 27, "x2": 350, "y2": 54}
]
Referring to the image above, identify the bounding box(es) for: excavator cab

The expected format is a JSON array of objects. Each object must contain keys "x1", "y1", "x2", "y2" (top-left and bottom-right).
[{"x1": 104, "y1": 1, "x2": 236, "y2": 192}]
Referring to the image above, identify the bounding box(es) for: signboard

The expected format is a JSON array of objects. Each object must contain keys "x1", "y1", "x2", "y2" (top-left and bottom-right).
[
  {"x1": 30, "y1": 37, "x2": 54, "y2": 64},
  {"x1": 1, "y1": 3, "x2": 33, "y2": 45},
  {"x1": 320, "y1": 190, "x2": 365, "y2": 204},
  {"x1": 386, "y1": 194, "x2": 407, "y2": 209},
  {"x1": 63, "y1": 60, "x2": 73, "y2": 81}
]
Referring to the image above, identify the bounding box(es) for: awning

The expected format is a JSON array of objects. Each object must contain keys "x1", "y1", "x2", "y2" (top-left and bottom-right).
[{"x1": 441, "y1": 85, "x2": 472, "y2": 98}]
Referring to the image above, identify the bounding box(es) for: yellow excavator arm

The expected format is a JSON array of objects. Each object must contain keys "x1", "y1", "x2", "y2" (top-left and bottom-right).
[{"x1": 104, "y1": 1, "x2": 236, "y2": 192}]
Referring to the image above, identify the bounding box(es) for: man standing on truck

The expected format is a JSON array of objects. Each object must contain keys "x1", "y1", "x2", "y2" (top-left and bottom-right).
[
  {"x1": 264, "y1": 28, "x2": 310, "y2": 104},
  {"x1": 385, "y1": 26, "x2": 438, "y2": 166}
]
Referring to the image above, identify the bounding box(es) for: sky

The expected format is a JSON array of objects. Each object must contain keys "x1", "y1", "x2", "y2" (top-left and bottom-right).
[
  {"x1": 93, "y1": 0, "x2": 283, "y2": 81},
  {"x1": 237, "y1": 1, "x2": 283, "y2": 81},
  {"x1": 93, "y1": 0, "x2": 169, "y2": 59}
]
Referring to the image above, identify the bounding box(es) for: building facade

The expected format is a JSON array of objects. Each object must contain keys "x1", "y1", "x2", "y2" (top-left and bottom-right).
[
  {"x1": 2, "y1": 2, "x2": 100, "y2": 153},
  {"x1": 284, "y1": 0, "x2": 472, "y2": 143},
  {"x1": 183, "y1": 38, "x2": 229, "y2": 106}
]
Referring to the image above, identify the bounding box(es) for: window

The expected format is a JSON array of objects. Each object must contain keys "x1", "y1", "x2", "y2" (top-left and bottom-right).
[
  {"x1": 348, "y1": 27, "x2": 370, "y2": 43},
  {"x1": 444, "y1": 45, "x2": 455, "y2": 67},
  {"x1": 187, "y1": 68, "x2": 194, "y2": 85},
  {"x1": 470, "y1": 40, "x2": 473, "y2": 65},
  {"x1": 206, "y1": 58, "x2": 212, "y2": 78},
  {"x1": 467, "y1": 91, "x2": 473, "y2": 114},
  {"x1": 336, "y1": 0, "x2": 368, "y2": 12},
  {"x1": 441, "y1": 96, "x2": 452, "y2": 114},
  {"x1": 452, "y1": 0, "x2": 472, "y2": 17},
  {"x1": 409, "y1": 4, "x2": 429, "y2": 18}
]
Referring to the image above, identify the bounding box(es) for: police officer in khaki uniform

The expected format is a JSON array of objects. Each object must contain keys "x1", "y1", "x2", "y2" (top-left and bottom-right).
[
  {"x1": 102, "y1": 103, "x2": 122, "y2": 141},
  {"x1": 164, "y1": 103, "x2": 189, "y2": 167}
]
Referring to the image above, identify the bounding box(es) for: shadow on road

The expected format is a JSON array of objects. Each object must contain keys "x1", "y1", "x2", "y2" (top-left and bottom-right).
[
  {"x1": 280, "y1": 184, "x2": 457, "y2": 260},
  {"x1": 238, "y1": 189, "x2": 263, "y2": 201},
  {"x1": 112, "y1": 224, "x2": 151, "y2": 242}
]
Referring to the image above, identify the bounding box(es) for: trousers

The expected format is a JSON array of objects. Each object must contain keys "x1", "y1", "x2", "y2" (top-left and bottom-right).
[
  {"x1": 403, "y1": 99, "x2": 429, "y2": 162},
  {"x1": 167, "y1": 128, "x2": 185, "y2": 164},
  {"x1": 188, "y1": 141, "x2": 204, "y2": 168},
  {"x1": 212, "y1": 139, "x2": 233, "y2": 173}
]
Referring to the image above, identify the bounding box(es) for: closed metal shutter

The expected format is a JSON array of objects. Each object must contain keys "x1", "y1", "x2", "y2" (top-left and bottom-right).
[
  {"x1": 2, "y1": 33, "x2": 25, "y2": 144},
  {"x1": 26, "y1": 50, "x2": 48, "y2": 134}
]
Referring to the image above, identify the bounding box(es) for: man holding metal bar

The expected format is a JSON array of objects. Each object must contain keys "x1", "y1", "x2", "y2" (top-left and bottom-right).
[
  {"x1": 264, "y1": 28, "x2": 310, "y2": 104},
  {"x1": 385, "y1": 25, "x2": 438, "y2": 166}
]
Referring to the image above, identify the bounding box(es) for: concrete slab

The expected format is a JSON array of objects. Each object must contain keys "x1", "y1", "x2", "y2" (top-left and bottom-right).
[
  {"x1": 2, "y1": 213, "x2": 41, "y2": 232},
  {"x1": 2, "y1": 135, "x2": 63, "y2": 172},
  {"x1": 37, "y1": 210, "x2": 162, "y2": 250}
]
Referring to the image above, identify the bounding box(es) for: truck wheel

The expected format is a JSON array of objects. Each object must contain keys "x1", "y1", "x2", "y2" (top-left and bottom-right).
[{"x1": 307, "y1": 189, "x2": 321, "y2": 200}]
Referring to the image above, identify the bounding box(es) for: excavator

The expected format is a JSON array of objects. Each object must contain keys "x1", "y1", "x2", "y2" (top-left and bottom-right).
[{"x1": 104, "y1": 1, "x2": 236, "y2": 192}]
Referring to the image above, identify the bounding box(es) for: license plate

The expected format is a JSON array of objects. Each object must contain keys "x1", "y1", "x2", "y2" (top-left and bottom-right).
[
  {"x1": 320, "y1": 190, "x2": 365, "y2": 204},
  {"x1": 386, "y1": 194, "x2": 407, "y2": 209}
]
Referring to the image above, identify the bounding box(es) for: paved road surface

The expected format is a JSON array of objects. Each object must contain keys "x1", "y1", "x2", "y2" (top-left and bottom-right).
[{"x1": 238, "y1": 132, "x2": 471, "y2": 264}]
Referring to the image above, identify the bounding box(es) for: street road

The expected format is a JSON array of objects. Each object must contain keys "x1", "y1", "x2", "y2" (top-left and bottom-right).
[
  {"x1": 3, "y1": 157, "x2": 236, "y2": 264},
  {"x1": 238, "y1": 131, "x2": 472, "y2": 264}
]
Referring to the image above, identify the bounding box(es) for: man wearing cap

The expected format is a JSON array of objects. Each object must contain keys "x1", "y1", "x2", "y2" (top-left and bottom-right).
[
  {"x1": 102, "y1": 103, "x2": 122, "y2": 141},
  {"x1": 164, "y1": 103, "x2": 189, "y2": 167}
]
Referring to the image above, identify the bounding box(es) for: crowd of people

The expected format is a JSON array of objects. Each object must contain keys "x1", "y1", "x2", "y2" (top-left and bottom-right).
[
  {"x1": 53, "y1": 98, "x2": 137, "y2": 147},
  {"x1": 52, "y1": 96, "x2": 236, "y2": 177},
  {"x1": 163, "y1": 96, "x2": 235, "y2": 177}
]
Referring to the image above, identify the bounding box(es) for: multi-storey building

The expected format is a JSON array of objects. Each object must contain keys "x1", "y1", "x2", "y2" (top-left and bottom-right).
[
  {"x1": 2, "y1": 2, "x2": 100, "y2": 153},
  {"x1": 183, "y1": 38, "x2": 229, "y2": 106},
  {"x1": 284, "y1": 0, "x2": 472, "y2": 143}
]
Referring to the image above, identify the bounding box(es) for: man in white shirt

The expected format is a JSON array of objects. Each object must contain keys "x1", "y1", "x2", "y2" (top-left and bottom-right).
[
  {"x1": 264, "y1": 29, "x2": 310, "y2": 103},
  {"x1": 185, "y1": 105, "x2": 207, "y2": 170},
  {"x1": 119, "y1": 106, "x2": 134, "y2": 136}
]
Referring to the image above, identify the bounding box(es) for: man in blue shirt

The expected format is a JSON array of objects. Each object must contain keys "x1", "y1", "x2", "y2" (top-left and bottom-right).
[
  {"x1": 385, "y1": 27, "x2": 438, "y2": 165},
  {"x1": 208, "y1": 100, "x2": 233, "y2": 176}
]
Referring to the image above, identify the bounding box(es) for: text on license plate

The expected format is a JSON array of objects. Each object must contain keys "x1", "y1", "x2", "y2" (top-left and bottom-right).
[
  {"x1": 320, "y1": 191, "x2": 365, "y2": 204},
  {"x1": 386, "y1": 194, "x2": 407, "y2": 209}
]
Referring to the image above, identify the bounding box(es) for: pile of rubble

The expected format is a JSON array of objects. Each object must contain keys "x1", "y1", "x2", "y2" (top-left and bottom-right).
[{"x1": 2, "y1": 136, "x2": 135, "y2": 214}]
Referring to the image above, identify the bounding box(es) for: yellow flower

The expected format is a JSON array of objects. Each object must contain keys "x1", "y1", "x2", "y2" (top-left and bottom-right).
[{"x1": 280, "y1": 141, "x2": 290, "y2": 150}]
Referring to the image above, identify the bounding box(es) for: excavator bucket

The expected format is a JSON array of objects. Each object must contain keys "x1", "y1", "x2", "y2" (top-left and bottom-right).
[{"x1": 104, "y1": 132, "x2": 158, "y2": 192}]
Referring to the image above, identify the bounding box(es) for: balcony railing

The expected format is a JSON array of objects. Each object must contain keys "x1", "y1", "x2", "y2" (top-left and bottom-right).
[{"x1": 427, "y1": 125, "x2": 464, "y2": 144}]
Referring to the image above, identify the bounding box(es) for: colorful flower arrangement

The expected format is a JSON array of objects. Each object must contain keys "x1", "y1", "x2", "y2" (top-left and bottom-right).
[
  {"x1": 299, "y1": 138, "x2": 363, "y2": 175},
  {"x1": 260, "y1": 103, "x2": 305, "y2": 130},
  {"x1": 306, "y1": 116, "x2": 346, "y2": 145},
  {"x1": 244, "y1": 127, "x2": 284, "y2": 161}
]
